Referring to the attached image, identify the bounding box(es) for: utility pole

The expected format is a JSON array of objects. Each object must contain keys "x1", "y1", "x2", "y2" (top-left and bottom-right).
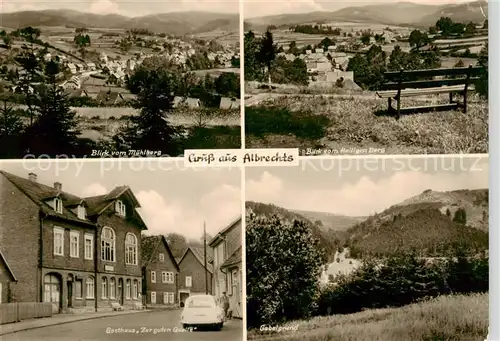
[{"x1": 204, "y1": 221, "x2": 208, "y2": 295}]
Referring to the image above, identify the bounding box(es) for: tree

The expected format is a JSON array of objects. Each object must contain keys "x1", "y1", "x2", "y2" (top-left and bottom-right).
[
  {"x1": 360, "y1": 31, "x2": 371, "y2": 45},
  {"x1": 409, "y1": 30, "x2": 429, "y2": 49},
  {"x1": 288, "y1": 41, "x2": 299, "y2": 55},
  {"x1": 465, "y1": 22, "x2": 476, "y2": 35},
  {"x1": 246, "y1": 214, "x2": 325, "y2": 328},
  {"x1": 258, "y1": 30, "x2": 277, "y2": 86},
  {"x1": 166, "y1": 233, "x2": 189, "y2": 259},
  {"x1": 453, "y1": 208, "x2": 467, "y2": 225},
  {"x1": 25, "y1": 60, "x2": 80, "y2": 156},
  {"x1": 2, "y1": 35, "x2": 11, "y2": 49},
  {"x1": 214, "y1": 72, "x2": 240, "y2": 98},
  {"x1": 476, "y1": 44, "x2": 488, "y2": 98},
  {"x1": 121, "y1": 60, "x2": 181, "y2": 155},
  {"x1": 436, "y1": 17, "x2": 454, "y2": 35},
  {"x1": 0, "y1": 94, "x2": 25, "y2": 158}
]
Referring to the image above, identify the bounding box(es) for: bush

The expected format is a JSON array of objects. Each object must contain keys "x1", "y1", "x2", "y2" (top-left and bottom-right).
[
  {"x1": 182, "y1": 125, "x2": 241, "y2": 149},
  {"x1": 316, "y1": 250, "x2": 488, "y2": 317},
  {"x1": 245, "y1": 106, "x2": 329, "y2": 140},
  {"x1": 246, "y1": 214, "x2": 325, "y2": 328}
]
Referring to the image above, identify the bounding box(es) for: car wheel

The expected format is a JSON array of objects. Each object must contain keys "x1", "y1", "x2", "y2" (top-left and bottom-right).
[
  {"x1": 182, "y1": 324, "x2": 189, "y2": 329},
  {"x1": 217, "y1": 323, "x2": 223, "y2": 330}
]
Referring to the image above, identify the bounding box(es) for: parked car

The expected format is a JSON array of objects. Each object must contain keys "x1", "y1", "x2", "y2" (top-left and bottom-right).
[{"x1": 180, "y1": 294, "x2": 225, "y2": 330}]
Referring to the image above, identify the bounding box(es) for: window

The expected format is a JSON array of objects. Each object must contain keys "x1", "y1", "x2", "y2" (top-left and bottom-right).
[
  {"x1": 84, "y1": 234, "x2": 93, "y2": 260},
  {"x1": 70, "y1": 231, "x2": 79, "y2": 258},
  {"x1": 163, "y1": 292, "x2": 168, "y2": 304},
  {"x1": 168, "y1": 292, "x2": 174, "y2": 304},
  {"x1": 151, "y1": 292, "x2": 156, "y2": 304},
  {"x1": 73, "y1": 280, "x2": 81, "y2": 299},
  {"x1": 185, "y1": 276, "x2": 192, "y2": 288},
  {"x1": 101, "y1": 227, "x2": 115, "y2": 262},
  {"x1": 86, "y1": 276, "x2": 95, "y2": 299},
  {"x1": 159, "y1": 253, "x2": 164, "y2": 262},
  {"x1": 54, "y1": 197, "x2": 63, "y2": 214},
  {"x1": 110, "y1": 278, "x2": 116, "y2": 299},
  {"x1": 133, "y1": 280, "x2": 138, "y2": 299},
  {"x1": 151, "y1": 271, "x2": 156, "y2": 283},
  {"x1": 53, "y1": 227, "x2": 64, "y2": 256},
  {"x1": 125, "y1": 233, "x2": 137, "y2": 265},
  {"x1": 115, "y1": 200, "x2": 126, "y2": 217},
  {"x1": 162, "y1": 272, "x2": 174, "y2": 283},
  {"x1": 102, "y1": 277, "x2": 108, "y2": 299},
  {"x1": 126, "y1": 279, "x2": 131, "y2": 299},
  {"x1": 77, "y1": 205, "x2": 86, "y2": 220}
]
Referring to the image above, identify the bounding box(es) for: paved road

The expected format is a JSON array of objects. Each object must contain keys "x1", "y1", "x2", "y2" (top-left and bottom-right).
[{"x1": 2, "y1": 310, "x2": 243, "y2": 341}]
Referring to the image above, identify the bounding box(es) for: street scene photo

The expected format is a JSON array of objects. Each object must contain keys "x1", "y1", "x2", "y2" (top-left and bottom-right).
[
  {"x1": 0, "y1": 159, "x2": 243, "y2": 340},
  {"x1": 246, "y1": 155, "x2": 489, "y2": 341},
  {"x1": 0, "y1": 0, "x2": 241, "y2": 158},
  {"x1": 244, "y1": 0, "x2": 488, "y2": 155}
]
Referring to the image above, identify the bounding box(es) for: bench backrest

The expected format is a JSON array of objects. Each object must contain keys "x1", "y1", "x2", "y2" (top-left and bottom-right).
[{"x1": 381, "y1": 66, "x2": 484, "y2": 90}]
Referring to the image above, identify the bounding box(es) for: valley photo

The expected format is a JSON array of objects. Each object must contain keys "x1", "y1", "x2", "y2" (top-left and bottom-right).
[
  {"x1": 243, "y1": 0, "x2": 488, "y2": 155},
  {"x1": 245, "y1": 155, "x2": 489, "y2": 341},
  {"x1": 0, "y1": 160, "x2": 243, "y2": 341},
  {"x1": 0, "y1": 1, "x2": 241, "y2": 158}
]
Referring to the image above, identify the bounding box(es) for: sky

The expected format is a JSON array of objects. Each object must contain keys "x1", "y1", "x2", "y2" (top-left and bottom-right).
[
  {"x1": 246, "y1": 156, "x2": 489, "y2": 217},
  {"x1": 0, "y1": 160, "x2": 241, "y2": 240},
  {"x1": 244, "y1": 0, "x2": 480, "y2": 18},
  {"x1": 0, "y1": 0, "x2": 239, "y2": 16}
]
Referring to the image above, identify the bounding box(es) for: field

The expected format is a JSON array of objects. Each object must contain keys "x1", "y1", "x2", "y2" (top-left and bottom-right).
[
  {"x1": 192, "y1": 29, "x2": 239, "y2": 46},
  {"x1": 76, "y1": 108, "x2": 240, "y2": 141},
  {"x1": 247, "y1": 293, "x2": 488, "y2": 341},
  {"x1": 245, "y1": 93, "x2": 488, "y2": 155}
]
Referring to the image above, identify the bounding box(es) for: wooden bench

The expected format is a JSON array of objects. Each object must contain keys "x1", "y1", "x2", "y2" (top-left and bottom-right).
[
  {"x1": 111, "y1": 302, "x2": 124, "y2": 311},
  {"x1": 376, "y1": 65, "x2": 484, "y2": 118}
]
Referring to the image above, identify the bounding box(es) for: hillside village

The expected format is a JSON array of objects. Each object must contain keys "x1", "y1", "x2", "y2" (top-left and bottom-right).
[
  {"x1": 0, "y1": 12, "x2": 241, "y2": 157},
  {"x1": 0, "y1": 26, "x2": 240, "y2": 109}
]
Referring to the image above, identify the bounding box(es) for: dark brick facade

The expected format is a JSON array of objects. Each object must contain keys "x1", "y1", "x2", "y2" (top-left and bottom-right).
[
  {"x1": 0, "y1": 171, "x2": 146, "y2": 312},
  {"x1": 177, "y1": 248, "x2": 213, "y2": 299},
  {"x1": 142, "y1": 237, "x2": 179, "y2": 306}
]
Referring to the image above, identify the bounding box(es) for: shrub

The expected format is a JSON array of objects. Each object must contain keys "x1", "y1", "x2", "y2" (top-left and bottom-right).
[
  {"x1": 246, "y1": 214, "x2": 325, "y2": 328},
  {"x1": 182, "y1": 125, "x2": 241, "y2": 149},
  {"x1": 316, "y1": 250, "x2": 488, "y2": 317},
  {"x1": 245, "y1": 106, "x2": 329, "y2": 141}
]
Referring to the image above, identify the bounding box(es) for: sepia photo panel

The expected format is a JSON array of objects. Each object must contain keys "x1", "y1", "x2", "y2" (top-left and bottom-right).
[
  {"x1": 243, "y1": 0, "x2": 488, "y2": 156},
  {"x1": 0, "y1": 158, "x2": 243, "y2": 341},
  {"x1": 0, "y1": 0, "x2": 241, "y2": 159},
  {"x1": 246, "y1": 155, "x2": 489, "y2": 341}
]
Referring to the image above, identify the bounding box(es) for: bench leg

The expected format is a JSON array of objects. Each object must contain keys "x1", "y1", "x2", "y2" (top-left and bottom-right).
[
  {"x1": 449, "y1": 92, "x2": 453, "y2": 104},
  {"x1": 463, "y1": 91, "x2": 468, "y2": 114},
  {"x1": 388, "y1": 97, "x2": 392, "y2": 112},
  {"x1": 396, "y1": 96, "x2": 401, "y2": 119}
]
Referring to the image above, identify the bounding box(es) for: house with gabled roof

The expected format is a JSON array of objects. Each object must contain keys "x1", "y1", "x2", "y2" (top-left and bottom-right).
[
  {"x1": 0, "y1": 170, "x2": 147, "y2": 314},
  {"x1": 209, "y1": 218, "x2": 242, "y2": 318},
  {"x1": 177, "y1": 245, "x2": 213, "y2": 306},
  {"x1": 141, "y1": 235, "x2": 179, "y2": 307},
  {"x1": 0, "y1": 250, "x2": 17, "y2": 304}
]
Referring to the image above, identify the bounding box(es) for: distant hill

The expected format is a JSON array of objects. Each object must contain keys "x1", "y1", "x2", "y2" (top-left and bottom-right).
[
  {"x1": 346, "y1": 189, "x2": 489, "y2": 258},
  {"x1": 245, "y1": 1, "x2": 488, "y2": 31},
  {"x1": 246, "y1": 201, "x2": 342, "y2": 261},
  {"x1": 291, "y1": 209, "x2": 365, "y2": 232},
  {"x1": 247, "y1": 188, "x2": 488, "y2": 261},
  {"x1": 0, "y1": 10, "x2": 239, "y2": 36}
]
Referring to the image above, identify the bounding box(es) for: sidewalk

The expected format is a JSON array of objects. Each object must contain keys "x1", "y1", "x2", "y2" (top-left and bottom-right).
[{"x1": 0, "y1": 309, "x2": 152, "y2": 336}]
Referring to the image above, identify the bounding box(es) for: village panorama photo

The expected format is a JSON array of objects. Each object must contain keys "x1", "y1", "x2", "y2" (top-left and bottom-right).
[
  {"x1": 0, "y1": 159, "x2": 243, "y2": 341},
  {"x1": 243, "y1": 0, "x2": 488, "y2": 155},
  {"x1": 0, "y1": 0, "x2": 241, "y2": 159}
]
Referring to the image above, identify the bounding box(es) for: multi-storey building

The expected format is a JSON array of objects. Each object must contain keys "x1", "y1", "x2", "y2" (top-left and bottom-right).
[
  {"x1": 141, "y1": 235, "x2": 179, "y2": 306},
  {"x1": 209, "y1": 218, "x2": 242, "y2": 318},
  {"x1": 177, "y1": 246, "x2": 213, "y2": 306},
  {"x1": 0, "y1": 171, "x2": 147, "y2": 313}
]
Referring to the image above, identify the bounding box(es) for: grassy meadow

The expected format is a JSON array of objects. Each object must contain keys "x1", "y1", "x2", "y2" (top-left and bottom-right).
[
  {"x1": 245, "y1": 94, "x2": 488, "y2": 155},
  {"x1": 248, "y1": 293, "x2": 488, "y2": 341}
]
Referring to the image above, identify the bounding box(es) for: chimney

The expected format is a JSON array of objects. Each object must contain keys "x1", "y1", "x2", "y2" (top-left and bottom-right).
[
  {"x1": 54, "y1": 182, "x2": 62, "y2": 191},
  {"x1": 28, "y1": 173, "x2": 37, "y2": 182}
]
